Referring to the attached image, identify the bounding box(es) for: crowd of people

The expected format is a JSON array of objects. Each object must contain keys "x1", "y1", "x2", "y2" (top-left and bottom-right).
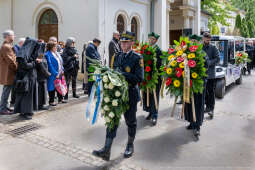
[
  {"x1": 1, "y1": 28, "x2": 239, "y2": 161},
  {"x1": 0, "y1": 30, "x2": 81, "y2": 120}
]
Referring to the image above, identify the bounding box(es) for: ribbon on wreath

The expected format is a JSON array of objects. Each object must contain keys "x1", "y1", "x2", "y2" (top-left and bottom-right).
[{"x1": 86, "y1": 74, "x2": 103, "y2": 125}]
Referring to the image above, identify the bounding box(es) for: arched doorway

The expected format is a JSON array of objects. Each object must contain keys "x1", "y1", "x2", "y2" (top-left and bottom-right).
[
  {"x1": 117, "y1": 15, "x2": 125, "y2": 34},
  {"x1": 131, "y1": 17, "x2": 138, "y2": 40},
  {"x1": 38, "y1": 9, "x2": 58, "y2": 42}
]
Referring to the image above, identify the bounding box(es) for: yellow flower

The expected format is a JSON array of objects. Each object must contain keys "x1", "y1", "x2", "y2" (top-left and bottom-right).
[
  {"x1": 168, "y1": 55, "x2": 175, "y2": 61},
  {"x1": 179, "y1": 62, "x2": 184, "y2": 68},
  {"x1": 175, "y1": 46, "x2": 181, "y2": 51},
  {"x1": 188, "y1": 53, "x2": 196, "y2": 59},
  {"x1": 166, "y1": 68, "x2": 172, "y2": 75},
  {"x1": 176, "y1": 50, "x2": 183, "y2": 56},
  {"x1": 192, "y1": 72, "x2": 198, "y2": 79},
  {"x1": 170, "y1": 60, "x2": 177, "y2": 67},
  {"x1": 182, "y1": 71, "x2": 185, "y2": 77},
  {"x1": 173, "y1": 80, "x2": 181, "y2": 87}
]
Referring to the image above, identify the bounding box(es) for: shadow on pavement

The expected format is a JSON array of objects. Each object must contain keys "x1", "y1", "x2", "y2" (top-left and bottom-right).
[{"x1": 135, "y1": 126, "x2": 194, "y2": 163}]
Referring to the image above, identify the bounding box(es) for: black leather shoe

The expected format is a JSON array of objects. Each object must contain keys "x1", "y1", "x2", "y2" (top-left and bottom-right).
[
  {"x1": 151, "y1": 118, "x2": 157, "y2": 126},
  {"x1": 73, "y1": 93, "x2": 80, "y2": 98},
  {"x1": 146, "y1": 113, "x2": 152, "y2": 120},
  {"x1": 39, "y1": 106, "x2": 49, "y2": 111},
  {"x1": 124, "y1": 136, "x2": 135, "y2": 158},
  {"x1": 23, "y1": 113, "x2": 32, "y2": 120},
  {"x1": 208, "y1": 111, "x2": 214, "y2": 119},
  {"x1": 186, "y1": 124, "x2": 193, "y2": 130},
  {"x1": 204, "y1": 108, "x2": 211, "y2": 113},
  {"x1": 92, "y1": 138, "x2": 113, "y2": 161}
]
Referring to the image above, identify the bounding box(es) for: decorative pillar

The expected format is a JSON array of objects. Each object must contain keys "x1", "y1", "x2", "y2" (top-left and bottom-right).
[
  {"x1": 194, "y1": 0, "x2": 201, "y2": 35},
  {"x1": 154, "y1": 0, "x2": 167, "y2": 50},
  {"x1": 184, "y1": 15, "x2": 190, "y2": 29}
]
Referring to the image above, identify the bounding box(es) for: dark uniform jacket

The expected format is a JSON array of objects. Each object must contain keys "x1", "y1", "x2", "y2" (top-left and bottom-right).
[
  {"x1": 113, "y1": 50, "x2": 144, "y2": 87},
  {"x1": 109, "y1": 38, "x2": 121, "y2": 66},
  {"x1": 85, "y1": 43, "x2": 101, "y2": 72},
  {"x1": 202, "y1": 44, "x2": 220, "y2": 79}
]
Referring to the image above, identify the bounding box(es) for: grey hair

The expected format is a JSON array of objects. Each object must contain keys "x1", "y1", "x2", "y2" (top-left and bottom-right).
[
  {"x1": 2, "y1": 30, "x2": 14, "y2": 39},
  {"x1": 65, "y1": 37, "x2": 76, "y2": 47},
  {"x1": 49, "y1": 36, "x2": 57, "y2": 42},
  {"x1": 18, "y1": 38, "x2": 26, "y2": 43},
  {"x1": 113, "y1": 31, "x2": 119, "y2": 35}
]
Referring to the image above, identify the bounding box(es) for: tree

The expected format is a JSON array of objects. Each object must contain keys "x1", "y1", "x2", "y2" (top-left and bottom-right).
[
  {"x1": 211, "y1": 24, "x2": 220, "y2": 35},
  {"x1": 235, "y1": 14, "x2": 242, "y2": 29},
  {"x1": 231, "y1": 0, "x2": 255, "y2": 37},
  {"x1": 202, "y1": 0, "x2": 234, "y2": 31}
]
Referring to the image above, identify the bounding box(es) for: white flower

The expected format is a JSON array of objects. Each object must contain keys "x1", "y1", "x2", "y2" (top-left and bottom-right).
[
  {"x1": 108, "y1": 82, "x2": 114, "y2": 89},
  {"x1": 104, "y1": 97, "x2": 110, "y2": 103},
  {"x1": 94, "y1": 70, "x2": 101, "y2": 74},
  {"x1": 104, "y1": 105, "x2": 110, "y2": 111},
  {"x1": 109, "y1": 112, "x2": 115, "y2": 118},
  {"x1": 103, "y1": 75, "x2": 109, "y2": 83},
  {"x1": 115, "y1": 91, "x2": 121, "y2": 97},
  {"x1": 92, "y1": 76, "x2": 96, "y2": 81},
  {"x1": 105, "y1": 117, "x2": 111, "y2": 123},
  {"x1": 104, "y1": 84, "x2": 108, "y2": 89},
  {"x1": 112, "y1": 99, "x2": 118, "y2": 106}
]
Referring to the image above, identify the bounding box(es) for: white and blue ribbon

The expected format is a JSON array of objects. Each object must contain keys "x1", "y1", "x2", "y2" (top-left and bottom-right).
[{"x1": 85, "y1": 74, "x2": 103, "y2": 125}]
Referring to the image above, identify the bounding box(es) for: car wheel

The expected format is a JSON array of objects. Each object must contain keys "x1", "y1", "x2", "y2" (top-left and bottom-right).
[{"x1": 215, "y1": 79, "x2": 225, "y2": 99}]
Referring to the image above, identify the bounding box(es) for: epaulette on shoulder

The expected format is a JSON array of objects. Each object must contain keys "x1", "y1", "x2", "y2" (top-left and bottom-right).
[{"x1": 133, "y1": 51, "x2": 142, "y2": 58}]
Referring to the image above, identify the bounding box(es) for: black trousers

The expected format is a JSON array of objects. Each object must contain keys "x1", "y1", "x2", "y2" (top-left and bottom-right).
[
  {"x1": 64, "y1": 71, "x2": 77, "y2": 99},
  {"x1": 205, "y1": 79, "x2": 216, "y2": 111},
  {"x1": 10, "y1": 86, "x2": 16, "y2": 105},
  {"x1": 106, "y1": 87, "x2": 138, "y2": 139},
  {"x1": 48, "y1": 90, "x2": 63, "y2": 104}
]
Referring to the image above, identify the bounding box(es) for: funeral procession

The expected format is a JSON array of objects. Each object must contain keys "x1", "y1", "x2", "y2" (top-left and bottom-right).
[{"x1": 0, "y1": 0, "x2": 255, "y2": 170}]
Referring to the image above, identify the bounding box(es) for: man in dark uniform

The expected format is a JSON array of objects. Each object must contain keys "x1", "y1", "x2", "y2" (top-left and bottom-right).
[
  {"x1": 86, "y1": 38, "x2": 101, "y2": 96},
  {"x1": 143, "y1": 32, "x2": 162, "y2": 126},
  {"x1": 92, "y1": 31, "x2": 144, "y2": 161},
  {"x1": 108, "y1": 31, "x2": 121, "y2": 68},
  {"x1": 203, "y1": 32, "x2": 220, "y2": 119},
  {"x1": 184, "y1": 34, "x2": 209, "y2": 137}
]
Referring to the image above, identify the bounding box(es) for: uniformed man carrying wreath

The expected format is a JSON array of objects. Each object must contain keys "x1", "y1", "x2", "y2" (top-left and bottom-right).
[
  {"x1": 92, "y1": 31, "x2": 144, "y2": 161},
  {"x1": 143, "y1": 32, "x2": 162, "y2": 126}
]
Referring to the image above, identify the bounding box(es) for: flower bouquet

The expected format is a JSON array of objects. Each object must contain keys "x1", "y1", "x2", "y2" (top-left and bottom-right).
[
  {"x1": 133, "y1": 42, "x2": 160, "y2": 109},
  {"x1": 86, "y1": 58, "x2": 129, "y2": 130},
  {"x1": 235, "y1": 51, "x2": 251, "y2": 66},
  {"x1": 160, "y1": 37, "x2": 207, "y2": 119}
]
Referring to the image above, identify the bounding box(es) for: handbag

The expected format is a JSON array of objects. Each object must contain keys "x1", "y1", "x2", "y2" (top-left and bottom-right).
[
  {"x1": 54, "y1": 76, "x2": 67, "y2": 96},
  {"x1": 15, "y1": 74, "x2": 29, "y2": 93}
]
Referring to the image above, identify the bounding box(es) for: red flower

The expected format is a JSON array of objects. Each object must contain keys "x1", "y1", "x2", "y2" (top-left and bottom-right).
[
  {"x1": 168, "y1": 48, "x2": 174, "y2": 54},
  {"x1": 146, "y1": 51, "x2": 152, "y2": 55},
  {"x1": 143, "y1": 45, "x2": 148, "y2": 50},
  {"x1": 175, "y1": 68, "x2": 183, "y2": 78},
  {"x1": 147, "y1": 60, "x2": 152, "y2": 65},
  {"x1": 164, "y1": 66, "x2": 167, "y2": 71},
  {"x1": 189, "y1": 46, "x2": 198, "y2": 52},
  {"x1": 142, "y1": 81, "x2": 147, "y2": 86},
  {"x1": 181, "y1": 41, "x2": 186, "y2": 47},
  {"x1": 140, "y1": 50, "x2": 144, "y2": 54},
  {"x1": 138, "y1": 82, "x2": 140, "y2": 86},
  {"x1": 190, "y1": 80, "x2": 192, "y2": 87},
  {"x1": 166, "y1": 78, "x2": 172, "y2": 86},
  {"x1": 177, "y1": 57, "x2": 184, "y2": 63},
  {"x1": 147, "y1": 75, "x2": 151, "y2": 81},
  {"x1": 145, "y1": 66, "x2": 151, "y2": 72},
  {"x1": 188, "y1": 60, "x2": 196, "y2": 68}
]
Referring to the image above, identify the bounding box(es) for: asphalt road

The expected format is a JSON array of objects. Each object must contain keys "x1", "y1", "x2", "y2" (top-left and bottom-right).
[{"x1": 0, "y1": 73, "x2": 254, "y2": 170}]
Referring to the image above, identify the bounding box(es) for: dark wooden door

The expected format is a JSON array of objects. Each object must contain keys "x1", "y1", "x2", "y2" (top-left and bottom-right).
[
  {"x1": 170, "y1": 30, "x2": 182, "y2": 45},
  {"x1": 38, "y1": 9, "x2": 58, "y2": 42}
]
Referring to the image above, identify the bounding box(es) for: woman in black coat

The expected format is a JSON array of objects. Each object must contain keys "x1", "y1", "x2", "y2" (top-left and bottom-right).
[
  {"x1": 14, "y1": 38, "x2": 43, "y2": 120},
  {"x1": 36, "y1": 44, "x2": 50, "y2": 110},
  {"x1": 62, "y1": 37, "x2": 80, "y2": 100}
]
